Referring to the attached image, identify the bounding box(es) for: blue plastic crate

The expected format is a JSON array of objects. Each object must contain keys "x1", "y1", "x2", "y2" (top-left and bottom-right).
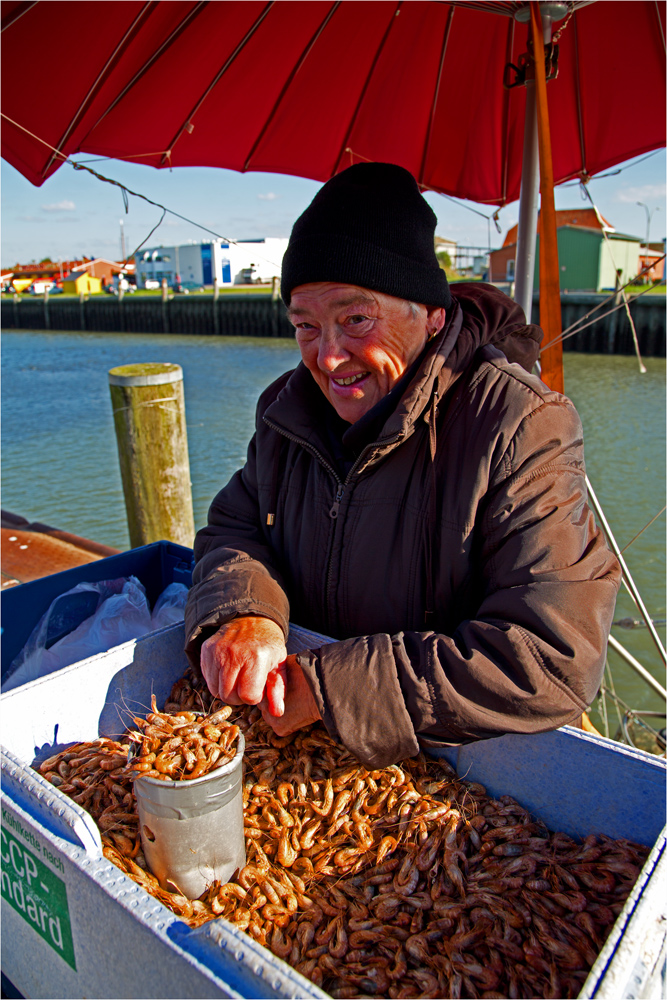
[{"x1": 0, "y1": 541, "x2": 193, "y2": 678}]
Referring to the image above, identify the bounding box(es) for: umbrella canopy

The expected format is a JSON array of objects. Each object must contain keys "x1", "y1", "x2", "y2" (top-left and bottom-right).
[{"x1": 1, "y1": 0, "x2": 665, "y2": 201}]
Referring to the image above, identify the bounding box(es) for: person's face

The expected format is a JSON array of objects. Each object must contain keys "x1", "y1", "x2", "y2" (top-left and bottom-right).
[{"x1": 288, "y1": 283, "x2": 445, "y2": 424}]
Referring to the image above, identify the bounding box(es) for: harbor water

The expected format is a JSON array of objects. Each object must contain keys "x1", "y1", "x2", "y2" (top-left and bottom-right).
[{"x1": 2, "y1": 330, "x2": 665, "y2": 731}]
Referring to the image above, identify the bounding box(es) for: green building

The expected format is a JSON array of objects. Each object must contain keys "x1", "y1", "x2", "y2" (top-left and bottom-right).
[{"x1": 534, "y1": 225, "x2": 641, "y2": 292}]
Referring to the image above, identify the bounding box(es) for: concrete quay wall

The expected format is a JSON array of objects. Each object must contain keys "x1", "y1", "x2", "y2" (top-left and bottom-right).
[{"x1": 2, "y1": 291, "x2": 665, "y2": 356}]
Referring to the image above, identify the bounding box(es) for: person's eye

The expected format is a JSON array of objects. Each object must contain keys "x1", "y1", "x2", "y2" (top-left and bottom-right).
[
  {"x1": 295, "y1": 322, "x2": 317, "y2": 338},
  {"x1": 345, "y1": 314, "x2": 372, "y2": 332}
]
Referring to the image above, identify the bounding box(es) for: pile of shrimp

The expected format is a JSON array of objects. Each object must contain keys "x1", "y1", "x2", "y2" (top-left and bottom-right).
[
  {"x1": 125, "y1": 696, "x2": 240, "y2": 781},
  {"x1": 35, "y1": 666, "x2": 649, "y2": 1000}
]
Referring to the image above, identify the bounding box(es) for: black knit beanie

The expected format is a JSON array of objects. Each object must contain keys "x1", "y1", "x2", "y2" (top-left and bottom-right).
[{"x1": 281, "y1": 162, "x2": 452, "y2": 310}]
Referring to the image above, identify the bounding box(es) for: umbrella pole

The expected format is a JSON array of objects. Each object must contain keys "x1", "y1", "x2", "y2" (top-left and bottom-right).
[
  {"x1": 513, "y1": 11, "x2": 557, "y2": 325},
  {"x1": 513, "y1": 66, "x2": 541, "y2": 324}
]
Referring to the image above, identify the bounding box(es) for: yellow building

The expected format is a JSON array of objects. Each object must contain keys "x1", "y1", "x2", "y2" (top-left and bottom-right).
[{"x1": 62, "y1": 272, "x2": 102, "y2": 295}]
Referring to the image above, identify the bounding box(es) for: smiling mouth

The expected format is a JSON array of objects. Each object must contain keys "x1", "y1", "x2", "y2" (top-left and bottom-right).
[{"x1": 332, "y1": 372, "x2": 369, "y2": 386}]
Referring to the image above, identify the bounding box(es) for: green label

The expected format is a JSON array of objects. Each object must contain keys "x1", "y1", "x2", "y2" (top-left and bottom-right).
[{"x1": 1, "y1": 819, "x2": 76, "y2": 970}]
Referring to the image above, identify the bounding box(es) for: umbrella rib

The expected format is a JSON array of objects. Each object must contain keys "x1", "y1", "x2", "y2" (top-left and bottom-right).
[
  {"x1": 242, "y1": 1, "x2": 342, "y2": 173},
  {"x1": 572, "y1": 12, "x2": 588, "y2": 179},
  {"x1": 418, "y1": 6, "x2": 455, "y2": 187},
  {"x1": 331, "y1": 1, "x2": 404, "y2": 178},
  {"x1": 42, "y1": 1, "x2": 158, "y2": 177},
  {"x1": 498, "y1": 15, "x2": 515, "y2": 206},
  {"x1": 434, "y1": 1, "x2": 516, "y2": 16},
  {"x1": 654, "y1": 0, "x2": 666, "y2": 51},
  {"x1": 1, "y1": 0, "x2": 37, "y2": 33},
  {"x1": 84, "y1": 1, "x2": 211, "y2": 134},
  {"x1": 161, "y1": 1, "x2": 275, "y2": 166}
]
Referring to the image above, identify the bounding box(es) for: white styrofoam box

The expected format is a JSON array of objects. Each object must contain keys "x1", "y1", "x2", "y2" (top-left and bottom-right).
[
  {"x1": 1, "y1": 624, "x2": 328, "y2": 1000},
  {"x1": 1, "y1": 622, "x2": 666, "y2": 999}
]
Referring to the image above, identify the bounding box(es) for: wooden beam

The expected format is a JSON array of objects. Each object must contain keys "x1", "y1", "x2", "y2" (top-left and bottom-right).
[{"x1": 530, "y1": 2, "x2": 564, "y2": 394}]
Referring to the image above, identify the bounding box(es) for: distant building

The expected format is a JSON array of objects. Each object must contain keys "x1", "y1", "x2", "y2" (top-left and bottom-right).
[
  {"x1": 5, "y1": 258, "x2": 132, "y2": 292},
  {"x1": 489, "y1": 210, "x2": 642, "y2": 291},
  {"x1": 30, "y1": 278, "x2": 56, "y2": 295},
  {"x1": 134, "y1": 239, "x2": 288, "y2": 289},
  {"x1": 10, "y1": 259, "x2": 85, "y2": 280},
  {"x1": 435, "y1": 236, "x2": 457, "y2": 258},
  {"x1": 638, "y1": 242, "x2": 665, "y2": 283},
  {"x1": 70, "y1": 258, "x2": 134, "y2": 288},
  {"x1": 62, "y1": 272, "x2": 103, "y2": 295}
]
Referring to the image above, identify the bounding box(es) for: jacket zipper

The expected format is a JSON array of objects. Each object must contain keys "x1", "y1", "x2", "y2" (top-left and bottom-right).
[
  {"x1": 329, "y1": 483, "x2": 344, "y2": 519},
  {"x1": 264, "y1": 417, "x2": 345, "y2": 633},
  {"x1": 263, "y1": 418, "x2": 411, "y2": 634}
]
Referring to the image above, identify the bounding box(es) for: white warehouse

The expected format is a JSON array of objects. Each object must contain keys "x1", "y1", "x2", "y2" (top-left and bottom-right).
[{"x1": 134, "y1": 237, "x2": 288, "y2": 289}]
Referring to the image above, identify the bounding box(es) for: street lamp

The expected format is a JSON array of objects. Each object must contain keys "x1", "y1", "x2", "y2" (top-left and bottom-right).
[{"x1": 637, "y1": 201, "x2": 659, "y2": 264}]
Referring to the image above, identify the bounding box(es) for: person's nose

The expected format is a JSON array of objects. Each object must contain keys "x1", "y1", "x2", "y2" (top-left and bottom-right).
[{"x1": 317, "y1": 326, "x2": 350, "y2": 372}]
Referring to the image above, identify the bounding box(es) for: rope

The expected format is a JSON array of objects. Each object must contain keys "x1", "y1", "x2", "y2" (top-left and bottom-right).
[
  {"x1": 579, "y1": 183, "x2": 647, "y2": 372},
  {"x1": 559, "y1": 149, "x2": 663, "y2": 187},
  {"x1": 620, "y1": 505, "x2": 666, "y2": 555},
  {"x1": 345, "y1": 145, "x2": 503, "y2": 233},
  {"x1": 540, "y1": 256, "x2": 665, "y2": 352},
  {"x1": 1, "y1": 112, "x2": 285, "y2": 272},
  {"x1": 550, "y1": 4, "x2": 574, "y2": 43},
  {"x1": 597, "y1": 661, "x2": 611, "y2": 738},
  {"x1": 130, "y1": 208, "x2": 167, "y2": 261},
  {"x1": 597, "y1": 674, "x2": 666, "y2": 753}
]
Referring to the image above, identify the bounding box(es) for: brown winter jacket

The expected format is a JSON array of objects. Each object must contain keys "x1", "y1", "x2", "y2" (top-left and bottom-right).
[{"x1": 185, "y1": 283, "x2": 621, "y2": 768}]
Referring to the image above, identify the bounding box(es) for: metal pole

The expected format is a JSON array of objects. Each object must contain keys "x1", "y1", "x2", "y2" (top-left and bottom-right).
[
  {"x1": 637, "y1": 202, "x2": 659, "y2": 279},
  {"x1": 513, "y1": 12, "x2": 553, "y2": 322},
  {"x1": 586, "y1": 475, "x2": 667, "y2": 665},
  {"x1": 513, "y1": 79, "x2": 540, "y2": 321},
  {"x1": 607, "y1": 635, "x2": 667, "y2": 702}
]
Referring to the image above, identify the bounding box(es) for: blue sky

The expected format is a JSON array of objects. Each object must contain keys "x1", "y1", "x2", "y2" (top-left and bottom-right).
[{"x1": 1, "y1": 148, "x2": 665, "y2": 268}]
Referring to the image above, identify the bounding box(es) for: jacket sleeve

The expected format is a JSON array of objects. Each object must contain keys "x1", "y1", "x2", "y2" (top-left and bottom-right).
[
  {"x1": 184, "y1": 429, "x2": 290, "y2": 665},
  {"x1": 296, "y1": 397, "x2": 621, "y2": 769}
]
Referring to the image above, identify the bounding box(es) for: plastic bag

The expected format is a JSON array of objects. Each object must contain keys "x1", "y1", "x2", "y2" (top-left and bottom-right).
[
  {"x1": 3, "y1": 576, "x2": 152, "y2": 691},
  {"x1": 151, "y1": 582, "x2": 189, "y2": 629}
]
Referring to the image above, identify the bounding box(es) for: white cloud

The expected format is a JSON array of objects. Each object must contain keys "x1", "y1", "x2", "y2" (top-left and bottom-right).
[
  {"x1": 41, "y1": 200, "x2": 76, "y2": 212},
  {"x1": 614, "y1": 184, "x2": 665, "y2": 204},
  {"x1": 257, "y1": 192, "x2": 279, "y2": 201}
]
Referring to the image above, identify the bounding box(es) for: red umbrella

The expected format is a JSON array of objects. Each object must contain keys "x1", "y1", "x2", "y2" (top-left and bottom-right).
[
  {"x1": 1, "y1": 0, "x2": 664, "y2": 203},
  {"x1": 1, "y1": 0, "x2": 665, "y2": 392}
]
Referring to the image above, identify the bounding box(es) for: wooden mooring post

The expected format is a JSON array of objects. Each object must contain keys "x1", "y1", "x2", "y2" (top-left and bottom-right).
[
  {"x1": 161, "y1": 278, "x2": 170, "y2": 333},
  {"x1": 271, "y1": 276, "x2": 280, "y2": 337},
  {"x1": 108, "y1": 363, "x2": 195, "y2": 548},
  {"x1": 213, "y1": 278, "x2": 220, "y2": 335},
  {"x1": 118, "y1": 284, "x2": 125, "y2": 332}
]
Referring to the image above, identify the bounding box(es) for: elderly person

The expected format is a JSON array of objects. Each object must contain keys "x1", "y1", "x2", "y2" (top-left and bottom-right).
[{"x1": 184, "y1": 163, "x2": 620, "y2": 769}]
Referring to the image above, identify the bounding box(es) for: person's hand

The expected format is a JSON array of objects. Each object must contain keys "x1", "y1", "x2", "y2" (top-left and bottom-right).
[
  {"x1": 259, "y1": 655, "x2": 321, "y2": 735},
  {"x1": 200, "y1": 616, "x2": 287, "y2": 715}
]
